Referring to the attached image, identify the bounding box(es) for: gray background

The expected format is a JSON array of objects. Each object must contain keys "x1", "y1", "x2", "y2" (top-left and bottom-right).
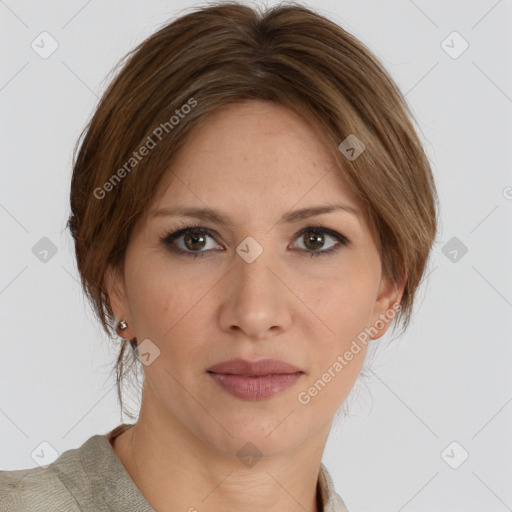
[{"x1": 1, "y1": 1, "x2": 511, "y2": 511}]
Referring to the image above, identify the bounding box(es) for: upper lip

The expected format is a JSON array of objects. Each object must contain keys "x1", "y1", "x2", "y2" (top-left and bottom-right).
[{"x1": 207, "y1": 358, "x2": 303, "y2": 376}]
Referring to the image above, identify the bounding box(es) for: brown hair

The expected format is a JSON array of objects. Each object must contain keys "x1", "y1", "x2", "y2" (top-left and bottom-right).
[{"x1": 67, "y1": 0, "x2": 439, "y2": 418}]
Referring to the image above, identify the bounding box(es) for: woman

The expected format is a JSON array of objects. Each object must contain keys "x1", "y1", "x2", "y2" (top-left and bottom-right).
[{"x1": 0, "y1": 1, "x2": 438, "y2": 511}]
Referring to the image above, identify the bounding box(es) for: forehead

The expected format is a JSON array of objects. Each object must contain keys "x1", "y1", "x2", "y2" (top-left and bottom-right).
[
  {"x1": 178, "y1": 100, "x2": 330, "y2": 175},
  {"x1": 152, "y1": 100, "x2": 363, "y2": 212}
]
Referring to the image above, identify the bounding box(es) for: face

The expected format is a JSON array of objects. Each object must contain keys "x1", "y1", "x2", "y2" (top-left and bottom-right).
[{"x1": 105, "y1": 99, "x2": 402, "y2": 458}]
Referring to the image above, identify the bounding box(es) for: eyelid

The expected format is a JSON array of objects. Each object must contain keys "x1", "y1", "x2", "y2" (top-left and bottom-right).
[
  {"x1": 289, "y1": 225, "x2": 349, "y2": 256},
  {"x1": 294, "y1": 223, "x2": 350, "y2": 244},
  {"x1": 160, "y1": 222, "x2": 349, "y2": 258},
  {"x1": 162, "y1": 224, "x2": 223, "y2": 251}
]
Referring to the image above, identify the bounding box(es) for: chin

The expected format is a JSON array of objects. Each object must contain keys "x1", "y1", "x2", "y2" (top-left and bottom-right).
[{"x1": 191, "y1": 409, "x2": 311, "y2": 461}]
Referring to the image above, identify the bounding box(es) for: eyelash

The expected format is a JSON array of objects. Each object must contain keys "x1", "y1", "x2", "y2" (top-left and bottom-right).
[{"x1": 159, "y1": 221, "x2": 350, "y2": 259}]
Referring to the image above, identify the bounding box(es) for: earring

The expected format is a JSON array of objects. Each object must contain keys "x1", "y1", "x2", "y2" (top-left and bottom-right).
[{"x1": 116, "y1": 319, "x2": 128, "y2": 338}]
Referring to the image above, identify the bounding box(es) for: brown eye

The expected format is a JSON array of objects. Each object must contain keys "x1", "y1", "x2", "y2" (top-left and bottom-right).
[
  {"x1": 161, "y1": 224, "x2": 349, "y2": 259},
  {"x1": 183, "y1": 231, "x2": 208, "y2": 251},
  {"x1": 291, "y1": 226, "x2": 349, "y2": 258},
  {"x1": 161, "y1": 226, "x2": 221, "y2": 258},
  {"x1": 303, "y1": 231, "x2": 325, "y2": 251}
]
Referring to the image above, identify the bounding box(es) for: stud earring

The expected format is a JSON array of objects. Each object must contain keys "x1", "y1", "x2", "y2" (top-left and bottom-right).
[{"x1": 116, "y1": 319, "x2": 129, "y2": 339}]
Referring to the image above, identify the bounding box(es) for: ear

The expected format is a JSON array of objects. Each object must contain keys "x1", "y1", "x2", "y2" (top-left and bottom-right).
[
  {"x1": 368, "y1": 272, "x2": 406, "y2": 341},
  {"x1": 103, "y1": 264, "x2": 136, "y2": 339}
]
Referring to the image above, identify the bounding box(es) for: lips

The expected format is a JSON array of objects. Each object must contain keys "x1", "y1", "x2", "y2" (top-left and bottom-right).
[
  {"x1": 206, "y1": 358, "x2": 303, "y2": 376},
  {"x1": 206, "y1": 358, "x2": 304, "y2": 400}
]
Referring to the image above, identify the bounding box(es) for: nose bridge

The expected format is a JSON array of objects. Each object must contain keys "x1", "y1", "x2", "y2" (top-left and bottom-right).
[
  {"x1": 233, "y1": 234, "x2": 278, "y2": 300},
  {"x1": 219, "y1": 233, "x2": 291, "y2": 337}
]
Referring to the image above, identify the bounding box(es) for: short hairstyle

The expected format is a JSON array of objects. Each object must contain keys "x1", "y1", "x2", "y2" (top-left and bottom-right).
[{"x1": 67, "y1": 1, "x2": 439, "y2": 417}]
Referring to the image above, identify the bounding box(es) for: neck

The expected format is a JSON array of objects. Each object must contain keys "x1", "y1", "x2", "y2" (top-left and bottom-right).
[{"x1": 111, "y1": 399, "x2": 330, "y2": 512}]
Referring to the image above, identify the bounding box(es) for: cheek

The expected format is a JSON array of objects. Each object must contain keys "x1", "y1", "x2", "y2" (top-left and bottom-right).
[
  {"x1": 306, "y1": 258, "x2": 379, "y2": 342},
  {"x1": 125, "y1": 261, "x2": 180, "y2": 336},
  {"x1": 125, "y1": 261, "x2": 213, "y2": 363},
  {"x1": 296, "y1": 274, "x2": 374, "y2": 412},
  {"x1": 328, "y1": 279, "x2": 375, "y2": 339}
]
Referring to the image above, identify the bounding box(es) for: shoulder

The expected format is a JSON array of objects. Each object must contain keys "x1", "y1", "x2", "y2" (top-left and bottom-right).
[
  {"x1": 0, "y1": 432, "x2": 118, "y2": 512},
  {"x1": 0, "y1": 464, "x2": 82, "y2": 512},
  {"x1": 319, "y1": 462, "x2": 350, "y2": 512}
]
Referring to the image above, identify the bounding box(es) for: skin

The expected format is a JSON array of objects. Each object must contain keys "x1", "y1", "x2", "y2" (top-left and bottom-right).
[{"x1": 104, "y1": 99, "x2": 404, "y2": 512}]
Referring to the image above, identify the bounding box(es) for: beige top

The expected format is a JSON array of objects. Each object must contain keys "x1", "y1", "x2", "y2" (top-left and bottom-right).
[{"x1": 0, "y1": 423, "x2": 349, "y2": 511}]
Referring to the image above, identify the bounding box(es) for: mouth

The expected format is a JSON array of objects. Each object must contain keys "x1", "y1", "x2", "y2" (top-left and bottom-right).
[
  {"x1": 206, "y1": 357, "x2": 303, "y2": 376},
  {"x1": 207, "y1": 372, "x2": 304, "y2": 400},
  {"x1": 206, "y1": 358, "x2": 304, "y2": 400}
]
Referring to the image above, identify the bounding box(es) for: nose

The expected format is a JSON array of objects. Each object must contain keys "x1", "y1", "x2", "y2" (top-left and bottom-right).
[{"x1": 217, "y1": 243, "x2": 293, "y2": 340}]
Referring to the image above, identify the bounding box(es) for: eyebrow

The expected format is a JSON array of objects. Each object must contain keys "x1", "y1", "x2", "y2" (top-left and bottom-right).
[{"x1": 149, "y1": 203, "x2": 360, "y2": 227}]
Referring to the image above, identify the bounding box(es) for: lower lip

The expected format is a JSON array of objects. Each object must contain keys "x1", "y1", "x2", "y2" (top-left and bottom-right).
[{"x1": 207, "y1": 372, "x2": 304, "y2": 400}]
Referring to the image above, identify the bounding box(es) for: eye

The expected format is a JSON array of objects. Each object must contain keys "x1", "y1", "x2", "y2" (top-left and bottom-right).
[
  {"x1": 160, "y1": 223, "x2": 221, "y2": 259},
  {"x1": 160, "y1": 223, "x2": 349, "y2": 259},
  {"x1": 290, "y1": 225, "x2": 349, "y2": 258}
]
